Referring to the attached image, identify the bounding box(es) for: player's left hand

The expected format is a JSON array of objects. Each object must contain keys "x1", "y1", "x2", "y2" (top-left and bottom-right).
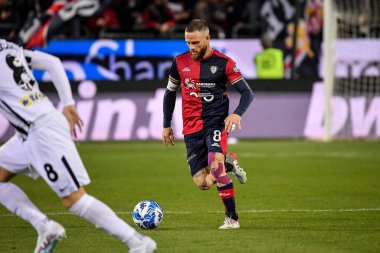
[
  {"x1": 162, "y1": 127, "x2": 175, "y2": 146},
  {"x1": 224, "y1": 113, "x2": 241, "y2": 133},
  {"x1": 63, "y1": 105, "x2": 83, "y2": 139}
]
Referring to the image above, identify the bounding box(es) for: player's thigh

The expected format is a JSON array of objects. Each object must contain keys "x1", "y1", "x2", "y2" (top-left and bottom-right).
[
  {"x1": 205, "y1": 127, "x2": 228, "y2": 155},
  {"x1": 184, "y1": 131, "x2": 208, "y2": 177},
  {"x1": 25, "y1": 113, "x2": 90, "y2": 197},
  {"x1": 0, "y1": 135, "x2": 31, "y2": 180}
]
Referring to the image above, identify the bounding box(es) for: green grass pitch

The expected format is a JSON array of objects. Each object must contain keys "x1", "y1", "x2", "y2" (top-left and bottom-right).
[{"x1": 1, "y1": 140, "x2": 380, "y2": 252}]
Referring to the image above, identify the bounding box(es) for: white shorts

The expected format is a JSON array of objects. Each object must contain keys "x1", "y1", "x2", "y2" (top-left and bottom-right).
[{"x1": 0, "y1": 111, "x2": 90, "y2": 197}]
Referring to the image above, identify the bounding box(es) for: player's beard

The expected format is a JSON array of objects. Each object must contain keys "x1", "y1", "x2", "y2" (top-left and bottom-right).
[{"x1": 191, "y1": 45, "x2": 208, "y2": 61}]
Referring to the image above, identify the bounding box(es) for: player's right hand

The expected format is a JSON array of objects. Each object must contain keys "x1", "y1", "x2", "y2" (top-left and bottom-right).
[
  {"x1": 162, "y1": 127, "x2": 175, "y2": 146},
  {"x1": 63, "y1": 105, "x2": 83, "y2": 139},
  {"x1": 225, "y1": 113, "x2": 241, "y2": 133}
]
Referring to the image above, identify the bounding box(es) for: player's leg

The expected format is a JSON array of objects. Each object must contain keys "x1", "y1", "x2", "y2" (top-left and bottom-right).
[
  {"x1": 0, "y1": 136, "x2": 64, "y2": 253},
  {"x1": 206, "y1": 128, "x2": 240, "y2": 229},
  {"x1": 0, "y1": 167, "x2": 51, "y2": 230},
  {"x1": 59, "y1": 187, "x2": 155, "y2": 252},
  {"x1": 184, "y1": 131, "x2": 215, "y2": 189},
  {"x1": 28, "y1": 112, "x2": 156, "y2": 252}
]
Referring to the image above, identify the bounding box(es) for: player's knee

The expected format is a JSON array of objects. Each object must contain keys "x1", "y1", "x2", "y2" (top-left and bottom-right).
[
  {"x1": 61, "y1": 187, "x2": 86, "y2": 209},
  {"x1": 194, "y1": 179, "x2": 211, "y2": 190},
  {"x1": 208, "y1": 152, "x2": 225, "y2": 170},
  {"x1": 0, "y1": 167, "x2": 14, "y2": 182},
  {"x1": 193, "y1": 170, "x2": 211, "y2": 190}
]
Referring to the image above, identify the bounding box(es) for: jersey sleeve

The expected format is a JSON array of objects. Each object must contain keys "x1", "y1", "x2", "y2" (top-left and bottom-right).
[
  {"x1": 25, "y1": 49, "x2": 75, "y2": 106},
  {"x1": 167, "y1": 57, "x2": 181, "y2": 92},
  {"x1": 225, "y1": 58, "x2": 243, "y2": 85}
]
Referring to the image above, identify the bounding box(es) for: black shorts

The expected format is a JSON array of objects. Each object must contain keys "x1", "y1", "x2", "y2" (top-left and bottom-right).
[{"x1": 184, "y1": 127, "x2": 228, "y2": 177}]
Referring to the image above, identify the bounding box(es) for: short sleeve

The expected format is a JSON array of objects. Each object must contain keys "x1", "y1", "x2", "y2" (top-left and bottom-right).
[
  {"x1": 169, "y1": 58, "x2": 180, "y2": 82},
  {"x1": 167, "y1": 57, "x2": 181, "y2": 91},
  {"x1": 225, "y1": 58, "x2": 243, "y2": 85}
]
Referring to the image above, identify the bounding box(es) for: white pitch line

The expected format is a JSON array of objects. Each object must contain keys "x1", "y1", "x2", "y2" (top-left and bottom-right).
[
  {"x1": 238, "y1": 152, "x2": 379, "y2": 159},
  {"x1": 1, "y1": 208, "x2": 380, "y2": 217}
]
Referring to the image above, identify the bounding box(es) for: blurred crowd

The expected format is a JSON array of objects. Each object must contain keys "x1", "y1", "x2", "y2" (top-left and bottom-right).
[
  {"x1": 1, "y1": 0, "x2": 378, "y2": 80},
  {"x1": 0, "y1": 0, "x2": 325, "y2": 78},
  {"x1": 0, "y1": 0, "x2": 321, "y2": 42}
]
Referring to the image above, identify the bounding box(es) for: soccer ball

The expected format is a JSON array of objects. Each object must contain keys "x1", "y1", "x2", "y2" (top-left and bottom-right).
[{"x1": 132, "y1": 200, "x2": 163, "y2": 229}]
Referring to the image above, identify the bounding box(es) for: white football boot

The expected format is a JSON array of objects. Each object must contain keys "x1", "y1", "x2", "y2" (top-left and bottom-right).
[
  {"x1": 34, "y1": 220, "x2": 66, "y2": 253},
  {"x1": 219, "y1": 217, "x2": 240, "y2": 229},
  {"x1": 129, "y1": 236, "x2": 157, "y2": 253},
  {"x1": 225, "y1": 152, "x2": 247, "y2": 184}
]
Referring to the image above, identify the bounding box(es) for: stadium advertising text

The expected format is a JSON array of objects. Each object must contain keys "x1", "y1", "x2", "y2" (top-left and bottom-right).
[
  {"x1": 1, "y1": 81, "x2": 379, "y2": 141},
  {"x1": 34, "y1": 39, "x2": 262, "y2": 81},
  {"x1": 304, "y1": 83, "x2": 380, "y2": 138},
  {"x1": 34, "y1": 39, "x2": 380, "y2": 81}
]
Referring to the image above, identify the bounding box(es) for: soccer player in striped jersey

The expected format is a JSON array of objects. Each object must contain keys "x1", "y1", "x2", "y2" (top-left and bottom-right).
[
  {"x1": 0, "y1": 39, "x2": 156, "y2": 253},
  {"x1": 162, "y1": 19, "x2": 254, "y2": 229}
]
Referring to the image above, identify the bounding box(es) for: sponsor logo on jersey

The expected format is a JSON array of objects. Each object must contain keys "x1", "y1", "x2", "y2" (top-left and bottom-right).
[
  {"x1": 189, "y1": 92, "x2": 214, "y2": 102},
  {"x1": 184, "y1": 78, "x2": 216, "y2": 89},
  {"x1": 210, "y1": 66, "x2": 218, "y2": 74},
  {"x1": 233, "y1": 64, "x2": 240, "y2": 73},
  {"x1": 182, "y1": 67, "x2": 190, "y2": 72},
  {"x1": 20, "y1": 92, "x2": 46, "y2": 107},
  {"x1": 211, "y1": 142, "x2": 220, "y2": 147},
  {"x1": 187, "y1": 153, "x2": 196, "y2": 162}
]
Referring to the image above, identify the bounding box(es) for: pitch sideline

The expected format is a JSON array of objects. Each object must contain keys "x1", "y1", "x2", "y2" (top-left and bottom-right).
[{"x1": 1, "y1": 208, "x2": 380, "y2": 217}]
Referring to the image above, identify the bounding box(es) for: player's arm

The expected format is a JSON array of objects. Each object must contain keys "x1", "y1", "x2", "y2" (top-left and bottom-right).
[
  {"x1": 232, "y1": 78, "x2": 254, "y2": 116},
  {"x1": 162, "y1": 77, "x2": 180, "y2": 146},
  {"x1": 224, "y1": 60, "x2": 254, "y2": 133},
  {"x1": 24, "y1": 49, "x2": 83, "y2": 138},
  {"x1": 225, "y1": 78, "x2": 254, "y2": 133},
  {"x1": 162, "y1": 59, "x2": 181, "y2": 146},
  {"x1": 25, "y1": 49, "x2": 74, "y2": 106}
]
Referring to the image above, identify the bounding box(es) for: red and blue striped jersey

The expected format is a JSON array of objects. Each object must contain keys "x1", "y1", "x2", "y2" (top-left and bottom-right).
[{"x1": 169, "y1": 49, "x2": 243, "y2": 135}]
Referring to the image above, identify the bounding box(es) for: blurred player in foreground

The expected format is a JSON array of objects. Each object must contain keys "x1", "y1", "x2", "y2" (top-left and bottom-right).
[
  {"x1": 162, "y1": 19, "x2": 254, "y2": 229},
  {"x1": 0, "y1": 39, "x2": 156, "y2": 253}
]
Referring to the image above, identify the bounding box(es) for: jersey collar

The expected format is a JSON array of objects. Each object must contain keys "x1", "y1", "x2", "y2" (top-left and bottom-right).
[{"x1": 200, "y1": 49, "x2": 214, "y2": 61}]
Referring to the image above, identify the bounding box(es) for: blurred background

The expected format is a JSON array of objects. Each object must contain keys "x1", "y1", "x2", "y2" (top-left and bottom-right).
[{"x1": 0, "y1": 0, "x2": 379, "y2": 141}]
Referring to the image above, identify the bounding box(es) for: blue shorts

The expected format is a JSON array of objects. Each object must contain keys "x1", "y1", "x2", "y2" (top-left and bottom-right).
[{"x1": 184, "y1": 127, "x2": 228, "y2": 177}]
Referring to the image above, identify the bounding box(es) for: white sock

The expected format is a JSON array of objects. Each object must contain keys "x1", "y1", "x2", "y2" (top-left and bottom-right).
[
  {"x1": 0, "y1": 182, "x2": 48, "y2": 229},
  {"x1": 69, "y1": 193, "x2": 142, "y2": 248}
]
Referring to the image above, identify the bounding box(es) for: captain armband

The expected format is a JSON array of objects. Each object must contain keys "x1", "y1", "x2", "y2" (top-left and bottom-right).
[{"x1": 167, "y1": 78, "x2": 180, "y2": 92}]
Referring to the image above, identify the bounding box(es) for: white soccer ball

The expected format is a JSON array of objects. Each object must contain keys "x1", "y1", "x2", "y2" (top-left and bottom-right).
[{"x1": 132, "y1": 200, "x2": 163, "y2": 229}]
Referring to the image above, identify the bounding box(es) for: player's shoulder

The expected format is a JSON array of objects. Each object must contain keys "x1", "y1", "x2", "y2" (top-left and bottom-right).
[
  {"x1": 212, "y1": 49, "x2": 234, "y2": 62},
  {"x1": 175, "y1": 51, "x2": 191, "y2": 61},
  {"x1": 0, "y1": 40, "x2": 21, "y2": 50},
  {"x1": 173, "y1": 52, "x2": 192, "y2": 68}
]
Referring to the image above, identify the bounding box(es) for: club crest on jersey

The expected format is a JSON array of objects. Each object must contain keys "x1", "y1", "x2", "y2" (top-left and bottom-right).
[
  {"x1": 210, "y1": 66, "x2": 218, "y2": 74},
  {"x1": 233, "y1": 64, "x2": 240, "y2": 73}
]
